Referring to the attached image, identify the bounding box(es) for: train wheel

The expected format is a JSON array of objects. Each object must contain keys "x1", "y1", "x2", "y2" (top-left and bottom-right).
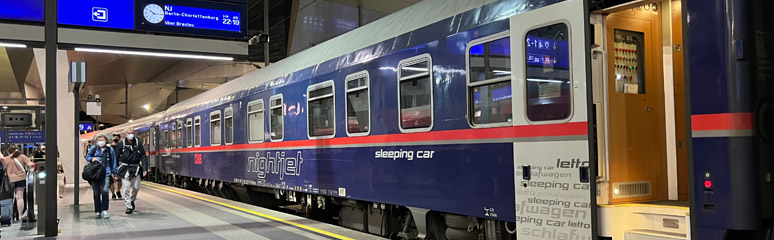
[
  {"x1": 426, "y1": 213, "x2": 447, "y2": 240},
  {"x1": 444, "y1": 215, "x2": 468, "y2": 229},
  {"x1": 445, "y1": 228, "x2": 479, "y2": 240}
]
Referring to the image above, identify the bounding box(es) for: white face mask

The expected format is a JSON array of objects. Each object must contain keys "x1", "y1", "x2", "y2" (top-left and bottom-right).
[
  {"x1": 97, "y1": 141, "x2": 106, "y2": 147},
  {"x1": 127, "y1": 134, "x2": 135, "y2": 140}
]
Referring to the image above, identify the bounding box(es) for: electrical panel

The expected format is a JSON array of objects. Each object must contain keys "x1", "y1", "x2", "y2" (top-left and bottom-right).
[{"x1": 614, "y1": 29, "x2": 645, "y2": 94}]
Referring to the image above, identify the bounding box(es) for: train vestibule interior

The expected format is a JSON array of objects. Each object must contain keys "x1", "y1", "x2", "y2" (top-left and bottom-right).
[{"x1": 590, "y1": 0, "x2": 691, "y2": 239}]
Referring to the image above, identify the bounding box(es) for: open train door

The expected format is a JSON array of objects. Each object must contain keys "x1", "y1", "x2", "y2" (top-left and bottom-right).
[
  {"x1": 510, "y1": 0, "x2": 596, "y2": 239},
  {"x1": 149, "y1": 126, "x2": 159, "y2": 181}
]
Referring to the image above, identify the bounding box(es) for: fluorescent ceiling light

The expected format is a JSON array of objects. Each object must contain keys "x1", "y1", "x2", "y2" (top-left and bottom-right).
[
  {"x1": 0, "y1": 42, "x2": 27, "y2": 48},
  {"x1": 74, "y1": 47, "x2": 234, "y2": 61}
]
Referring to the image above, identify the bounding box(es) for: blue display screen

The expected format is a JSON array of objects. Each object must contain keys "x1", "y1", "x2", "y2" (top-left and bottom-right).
[
  {"x1": 137, "y1": 0, "x2": 247, "y2": 39},
  {"x1": 7, "y1": 131, "x2": 45, "y2": 143},
  {"x1": 0, "y1": 0, "x2": 44, "y2": 22},
  {"x1": 58, "y1": 0, "x2": 135, "y2": 30},
  {"x1": 163, "y1": 5, "x2": 241, "y2": 32},
  {"x1": 54, "y1": 0, "x2": 246, "y2": 39},
  {"x1": 525, "y1": 36, "x2": 569, "y2": 69}
]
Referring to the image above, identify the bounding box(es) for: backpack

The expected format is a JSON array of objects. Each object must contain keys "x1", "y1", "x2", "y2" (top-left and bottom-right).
[
  {"x1": 0, "y1": 167, "x2": 13, "y2": 200},
  {"x1": 119, "y1": 139, "x2": 143, "y2": 165}
]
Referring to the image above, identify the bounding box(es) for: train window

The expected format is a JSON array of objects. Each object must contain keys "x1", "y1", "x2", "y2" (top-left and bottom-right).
[
  {"x1": 345, "y1": 71, "x2": 370, "y2": 136},
  {"x1": 164, "y1": 129, "x2": 170, "y2": 149},
  {"x1": 467, "y1": 33, "x2": 513, "y2": 127},
  {"x1": 177, "y1": 120, "x2": 183, "y2": 148},
  {"x1": 194, "y1": 117, "x2": 201, "y2": 147},
  {"x1": 525, "y1": 23, "x2": 572, "y2": 122},
  {"x1": 169, "y1": 122, "x2": 175, "y2": 149},
  {"x1": 307, "y1": 81, "x2": 335, "y2": 139},
  {"x1": 247, "y1": 100, "x2": 265, "y2": 143},
  {"x1": 269, "y1": 95, "x2": 284, "y2": 141},
  {"x1": 398, "y1": 54, "x2": 433, "y2": 132},
  {"x1": 224, "y1": 107, "x2": 234, "y2": 145},
  {"x1": 210, "y1": 111, "x2": 221, "y2": 146},
  {"x1": 186, "y1": 118, "x2": 192, "y2": 148}
]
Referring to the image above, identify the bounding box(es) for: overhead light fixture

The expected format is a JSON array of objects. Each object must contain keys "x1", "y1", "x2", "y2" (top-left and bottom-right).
[
  {"x1": 0, "y1": 42, "x2": 26, "y2": 48},
  {"x1": 74, "y1": 47, "x2": 234, "y2": 61},
  {"x1": 128, "y1": 119, "x2": 134, "y2": 123},
  {"x1": 143, "y1": 104, "x2": 151, "y2": 111}
]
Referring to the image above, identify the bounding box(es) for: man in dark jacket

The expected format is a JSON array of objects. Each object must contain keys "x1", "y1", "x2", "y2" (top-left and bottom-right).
[{"x1": 115, "y1": 128, "x2": 148, "y2": 214}]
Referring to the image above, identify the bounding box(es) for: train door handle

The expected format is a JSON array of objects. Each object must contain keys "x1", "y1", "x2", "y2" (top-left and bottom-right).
[
  {"x1": 579, "y1": 166, "x2": 590, "y2": 183},
  {"x1": 646, "y1": 106, "x2": 652, "y2": 112},
  {"x1": 522, "y1": 165, "x2": 531, "y2": 181}
]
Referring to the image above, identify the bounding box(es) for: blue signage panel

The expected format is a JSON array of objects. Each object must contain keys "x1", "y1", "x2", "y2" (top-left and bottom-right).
[
  {"x1": 0, "y1": 131, "x2": 4, "y2": 143},
  {"x1": 7, "y1": 131, "x2": 45, "y2": 143},
  {"x1": 79, "y1": 123, "x2": 96, "y2": 132},
  {"x1": 163, "y1": 5, "x2": 241, "y2": 32},
  {"x1": 136, "y1": 0, "x2": 246, "y2": 39},
  {"x1": 0, "y1": 0, "x2": 44, "y2": 22},
  {"x1": 58, "y1": 0, "x2": 135, "y2": 30}
]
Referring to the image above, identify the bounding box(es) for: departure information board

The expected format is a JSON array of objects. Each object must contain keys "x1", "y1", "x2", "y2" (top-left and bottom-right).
[
  {"x1": 7, "y1": 131, "x2": 45, "y2": 143},
  {"x1": 53, "y1": 0, "x2": 246, "y2": 39},
  {"x1": 136, "y1": 0, "x2": 246, "y2": 39}
]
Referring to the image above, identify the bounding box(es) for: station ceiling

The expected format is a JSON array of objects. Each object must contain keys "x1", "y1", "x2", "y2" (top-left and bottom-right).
[{"x1": 0, "y1": 0, "x2": 421, "y2": 125}]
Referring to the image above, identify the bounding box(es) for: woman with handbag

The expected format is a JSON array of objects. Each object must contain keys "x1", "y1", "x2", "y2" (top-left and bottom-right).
[
  {"x1": 1, "y1": 146, "x2": 34, "y2": 222},
  {"x1": 84, "y1": 135, "x2": 117, "y2": 219}
]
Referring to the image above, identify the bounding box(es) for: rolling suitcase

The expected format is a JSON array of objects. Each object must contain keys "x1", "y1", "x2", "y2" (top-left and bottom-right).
[{"x1": 0, "y1": 198, "x2": 12, "y2": 226}]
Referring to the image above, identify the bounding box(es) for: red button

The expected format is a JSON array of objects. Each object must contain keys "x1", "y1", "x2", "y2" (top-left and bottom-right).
[{"x1": 704, "y1": 180, "x2": 712, "y2": 188}]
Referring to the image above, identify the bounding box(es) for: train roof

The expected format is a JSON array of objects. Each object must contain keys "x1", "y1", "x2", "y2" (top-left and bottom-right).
[{"x1": 162, "y1": 0, "x2": 532, "y2": 117}]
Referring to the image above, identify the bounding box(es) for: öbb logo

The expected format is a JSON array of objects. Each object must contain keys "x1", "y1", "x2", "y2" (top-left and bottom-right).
[{"x1": 194, "y1": 154, "x2": 203, "y2": 165}]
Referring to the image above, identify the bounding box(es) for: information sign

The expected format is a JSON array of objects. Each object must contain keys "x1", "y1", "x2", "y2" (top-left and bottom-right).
[
  {"x1": 136, "y1": 0, "x2": 246, "y2": 39},
  {"x1": 0, "y1": 0, "x2": 44, "y2": 22},
  {"x1": 7, "y1": 131, "x2": 45, "y2": 143},
  {"x1": 58, "y1": 0, "x2": 135, "y2": 30}
]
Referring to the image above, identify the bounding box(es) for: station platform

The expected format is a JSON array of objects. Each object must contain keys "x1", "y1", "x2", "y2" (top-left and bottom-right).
[{"x1": 2, "y1": 182, "x2": 384, "y2": 240}]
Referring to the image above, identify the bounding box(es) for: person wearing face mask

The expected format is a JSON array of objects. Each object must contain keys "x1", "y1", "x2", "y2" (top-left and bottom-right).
[
  {"x1": 115, "y1": 128, "x2": 148, "y2": 214},
  {"x1": 109, "y1": 133, "x2": 123, "y2": 200},
  {"x1": 84, "y1": 135, "x2": 117, "y2": 219}
]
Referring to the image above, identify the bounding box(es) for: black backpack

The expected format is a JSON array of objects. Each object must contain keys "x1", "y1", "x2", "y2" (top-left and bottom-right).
[
  {"x1": 0, "y1": 167, "x2": 13, "y2": 200},
  {"x1": 82, "y1": 147, "x2": 107, "y2": 181}
]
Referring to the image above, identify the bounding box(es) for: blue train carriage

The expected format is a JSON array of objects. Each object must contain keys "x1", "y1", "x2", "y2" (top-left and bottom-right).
[{"x1": 94, "y1": 0, "x2": 773, "y2": 239}]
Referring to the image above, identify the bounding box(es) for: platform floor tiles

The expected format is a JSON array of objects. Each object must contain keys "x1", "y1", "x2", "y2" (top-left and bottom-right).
[{"x1": 1, "y1": 181, "x2": 384, "y2": 240}]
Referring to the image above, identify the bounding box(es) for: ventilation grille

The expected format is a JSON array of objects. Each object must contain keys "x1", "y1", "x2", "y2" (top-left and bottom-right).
[{"x1": 612, "y1": 181, "x2": 652, "y2": 198}]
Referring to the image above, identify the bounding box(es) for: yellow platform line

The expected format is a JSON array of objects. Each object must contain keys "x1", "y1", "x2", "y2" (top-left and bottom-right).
[{"x1": 143, "y1": 182, "x2": 355, "y2": 240}]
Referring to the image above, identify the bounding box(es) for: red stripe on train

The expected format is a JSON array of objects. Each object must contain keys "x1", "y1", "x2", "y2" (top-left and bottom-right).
[
  {"x1": 170, "y1": 121, "x2": 588, "y2": 153},
  {"x1": 691, "y1": 113, "x2": 753, "y2": 131}
]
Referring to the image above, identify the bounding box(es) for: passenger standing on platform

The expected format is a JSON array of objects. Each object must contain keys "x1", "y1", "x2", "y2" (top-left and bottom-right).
[
  {"x1": 109, "y1": 133, "x2": 123, "y2": 200},
  {"x1": 33, "y1": 146, "x2": 45, "y2": 161},
  {"x1": 116, "y1": 128, "x2": 148, "y2": 214},
  {"x1": 85, "y1": 135, "x2": 117, "y2": 219},
  {"x1": 1, "y1": 146, "x2": 34, "y2": 222}
]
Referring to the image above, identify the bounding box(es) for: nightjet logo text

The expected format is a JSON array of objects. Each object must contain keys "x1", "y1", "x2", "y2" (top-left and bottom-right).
[{"x1": 247, "y1": 151, "x2": 304, "y2": 180}]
